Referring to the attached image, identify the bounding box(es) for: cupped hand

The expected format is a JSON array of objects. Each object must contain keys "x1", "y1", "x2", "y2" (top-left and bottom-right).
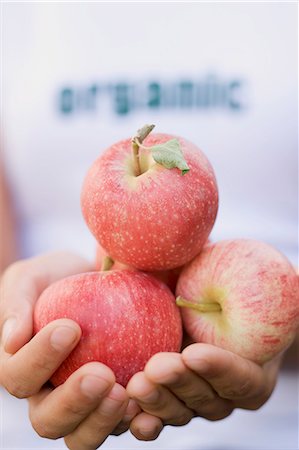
[
  {"x1": 126, "y1": 343, "x2": 282, "y2": 441},
  {"x1": 0, "y1": 252, "x2": 136, "y2": 450}
]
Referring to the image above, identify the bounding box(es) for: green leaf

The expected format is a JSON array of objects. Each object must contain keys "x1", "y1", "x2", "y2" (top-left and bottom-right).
[{"x1": 150, "y1": 139, "x2": 190, "y2": 175}]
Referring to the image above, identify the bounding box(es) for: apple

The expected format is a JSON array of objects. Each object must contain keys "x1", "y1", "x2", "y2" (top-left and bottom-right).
[
  {"x1": 95, "y1": 243, "x2": 182, "y2": 293},
  {"x1": 95, "y1": 242, "x2": 129, "y2": 271},
  {"x1": 34, "y1": 269, "x2": 183, "y2": 387},
  {"x1": 176, "y1": 239, "x2": 299, "y2": 364},
  {"x1": 81, "y1": 124, "x2": 218, "y2": 271}
]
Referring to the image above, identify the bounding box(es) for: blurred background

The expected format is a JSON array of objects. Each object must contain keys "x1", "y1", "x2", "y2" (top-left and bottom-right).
[{"x1": 1, "y1": 2, "x2": 298, "y2": 450}]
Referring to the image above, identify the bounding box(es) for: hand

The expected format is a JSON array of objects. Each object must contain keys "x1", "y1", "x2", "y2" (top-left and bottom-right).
[
  {"x1": 126, "y1": 343, "x2": 281, "y2": 441},
  {"x1": 0, "y1": 252, "x2": 135, "y2": 450}
]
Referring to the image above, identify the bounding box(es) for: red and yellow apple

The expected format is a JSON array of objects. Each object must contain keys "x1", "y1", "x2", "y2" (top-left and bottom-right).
[
  {"x1": 95, "y1": 243, "x2": 182, "y2": 293},
  {"x1": 176, "y1": 239, "x2": 299, "y2": 363},
  {"x1": 34, "y1": 270, "x2": 183, "y2": 387}
]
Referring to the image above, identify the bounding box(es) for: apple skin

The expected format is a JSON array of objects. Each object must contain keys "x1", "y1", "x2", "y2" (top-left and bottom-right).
[
  {"x1": 81, "y1": 133, "x2": 218, "y2": 271},
  {"x1": 95, "y1": 243, "x2": 182, "y2": 293},
  {"x1": 34, "y1": 270, "x2": 183, "y2": 387},
  {"x1": 176, "y1": 239, "x2": 299, "y2": 364}
]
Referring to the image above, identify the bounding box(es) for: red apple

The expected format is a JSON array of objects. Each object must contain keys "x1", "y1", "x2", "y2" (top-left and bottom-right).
[
  {"x1": 34, "y1": 270, "x2": 183, "y2": 387},
  {"x1": 176, "y1": 239, "x2": 299, "y2": 364},
  {"x1": 81, "y1": 125, "x2": 218, "y2": 271},
  {"x1": 95, "y1": 243, "x2": 182, "y2": 293}
]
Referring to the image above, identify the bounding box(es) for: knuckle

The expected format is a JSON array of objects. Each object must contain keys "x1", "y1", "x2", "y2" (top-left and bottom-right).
[
  {"x1": 245, "y1": 402, "x2": 262, "y2": 411},
  {"x1": 238, "y1": 380, "x2": 252, "y2": 397},
  {"x1": 64, "y1": 436, "x2": 80, "y2": 450},
  {"x1": 30, "y1": 413, "x2": 60, "y2": 440},
  {"x1": 152, "y1": 394, "x2": 168, "y2": 411},
  {"x1": 188, "y1": 394, "x2": 214, "y2": 411},
  {"x1": 5, "y1": 377, "x2": 31, "y2": 399},
  {"x1": 221, "y1": 378, "x2": 252, "y2": 399},
  {"x1": 236, "y1": 378, "x2": 253, "y2": 397},
  {"x1": 4, "y1": 366, "x2": 37, "y2": 399},
  {"x1": 30, "y1": 355, "x2": 53, "y2": 375},
  {"x1": 33, "y1": 422, "x2": 59, "y2": 440},
  {"x1": 239, "y1": 391, "x2": 270, "y2": 410},
  {"x1": 63, "y1": 399, "x2": 88, "y2": 417},
  {"x1": 204, "y1": 405, "x2": 234, "y2": 422},
  {"x1": 168, "y1": 410, "x2": 193, "y2": 426}
]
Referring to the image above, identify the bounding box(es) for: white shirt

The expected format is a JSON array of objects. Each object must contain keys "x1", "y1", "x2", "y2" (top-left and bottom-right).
[{"x1": 1, "y1": 2, "x2": 298, "y2": 449}]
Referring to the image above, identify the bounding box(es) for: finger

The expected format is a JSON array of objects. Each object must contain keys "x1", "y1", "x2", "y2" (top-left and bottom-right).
[
  {"x1": 126, "y1": 371, "x2": 194, "y2": 426},
  {"x1": 182, "y1": 344, "x2": 271, "y2": 407},
  {"x1": 2, "y1": 319, "x2": 81, "y2": 398},
  {"x1": 112, "y1": 399, "x2": 141, "y2": 436},
  {"x1": 130, "y1": 412, "x2": 163, "y2": 441},
  {"x1": 64, "y1": 383, "x2": 129, "y2": 450},
  {"x1": 29, "y1": 362, "x2": 115, "y2": 439},
  {"x1": 145, "y1": 352, "x2": 233, "y2": 420},
  {"x1": 0, "y1": 252, "x2": 92, "y2": 354}
]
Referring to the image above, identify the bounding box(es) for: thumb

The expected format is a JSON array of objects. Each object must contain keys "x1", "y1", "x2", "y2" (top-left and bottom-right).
[{"x1": 1, "y1": 252, "x2": 93, "y2": 355}]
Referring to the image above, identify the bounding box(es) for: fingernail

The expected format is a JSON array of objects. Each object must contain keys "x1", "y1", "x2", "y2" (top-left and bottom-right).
[
  {"x1": 186, "y1": 358, "x2": 210, "y2": 373},
  {"x1": 182, "y1": 348, "x2": 210, "y2": 373},
  {"x1": 123, "y1": 399, "x2": 140, "y2": 422},
  {"x1": 139, "y1": 427, "x2": 161, "y2": 439},
  {"x1": 2, "y1": 318, "x2": 17, "y2": 350},
  {"x1": 138, "y1": 388, "x2": 160, "y2": 403},
  {"x1": 81, "y1": 375, "x2": 111, "y2": 399},
  {"x1": 101, "y1": 384, "x2": 127, "y2": 414},
  {"x1": 50, "y1": 326, "x2": 78, "y2": 351}
]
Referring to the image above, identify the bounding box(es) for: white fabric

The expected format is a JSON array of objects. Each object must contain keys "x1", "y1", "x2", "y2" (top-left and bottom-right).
[{"x1": 1, "y1": 2, "x2": 298, "y2": 449}]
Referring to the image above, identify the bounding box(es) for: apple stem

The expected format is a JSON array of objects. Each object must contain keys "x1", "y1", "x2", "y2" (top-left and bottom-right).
[
  {"x1": 101, "y1": 256, "x2": 114, "y2": 272},
  {"x1": 176, "y1": 295, "x2": 222, "y2": 313},
  {"x1": 131, "y1": 124, "x2": 155, "y2": 176}
]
